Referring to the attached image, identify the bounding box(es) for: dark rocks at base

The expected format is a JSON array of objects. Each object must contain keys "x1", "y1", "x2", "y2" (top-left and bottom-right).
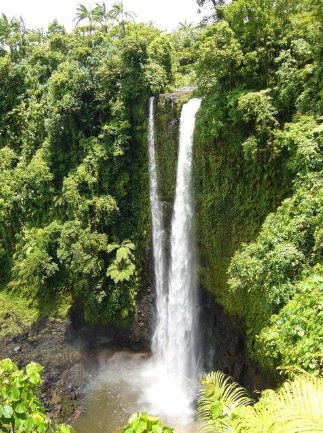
[
  {"x1": 0, "y1": 318, "x2": 89, "y2": 423},
  {"x1": 67, "y1": 284, "x2": 154, "y2": 354},
  {"x1": 0, "y1": 304, "x2": 153, "y2": 425},
  {"x1": 199, "y1": 288, "x2": 275, "y2": 394}
]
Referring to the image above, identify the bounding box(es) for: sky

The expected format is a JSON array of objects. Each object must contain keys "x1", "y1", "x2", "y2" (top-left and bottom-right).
[{"x1": 0, "y1": 0, "x2": 203, "y2": 32}]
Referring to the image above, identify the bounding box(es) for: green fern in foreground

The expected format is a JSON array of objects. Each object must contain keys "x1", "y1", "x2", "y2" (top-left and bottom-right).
[
  {"x1": 198, "y1": 371, "x2": 323, "y2": 433},
  {"x1": 198, "y1": 371, "x2": 253, "y2": 433}
]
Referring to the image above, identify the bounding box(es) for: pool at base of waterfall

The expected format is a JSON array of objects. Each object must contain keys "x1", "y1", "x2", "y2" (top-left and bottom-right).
[{"x1": 73, "y1": 352, "x2": 201, "y2": 433}]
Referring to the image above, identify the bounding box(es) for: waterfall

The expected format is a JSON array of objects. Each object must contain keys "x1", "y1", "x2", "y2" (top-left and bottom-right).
[
  {"x1": 164, "y1": 97, "x2": 202, "y2": 391},
  {"x1": 148, "y1": 97, "x2": 167, "y2": 359},
  {"x1": 146, "y1": 97, "x2": 202, "y2": 424}
]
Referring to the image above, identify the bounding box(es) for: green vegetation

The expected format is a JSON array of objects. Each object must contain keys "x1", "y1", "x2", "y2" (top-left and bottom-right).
[
  {"x1": 0, "y1": 1, "x2": 322, "y2": 427},
  {"x1": 198, "y1": 370, "x2": 323, "y2": 433},
  {"x1": 193, "y1": 0, "x2": 323, "y2": 376},
  {"x1": 121, "y1": 413, "x2": 173, "y2": 433},
  {"x1": 198, "y1": 371, "x2": 253, "y2": 432},
  {"x1": 0, "y1": 359, "x2": 72, "y2": 433},
  {"x1": 0, "y1": 6, "x2": 176, "y2": 325},
  {"x1": 0, "y1": 291, "x2": 71, "y2": 338}
]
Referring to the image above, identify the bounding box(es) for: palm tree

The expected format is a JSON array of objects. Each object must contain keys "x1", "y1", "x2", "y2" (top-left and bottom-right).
[
  {"x1": 177, "y1": 21, "x2": 195, "y2": 48},
  {"x1": 74, "y1": 4, "x2": 95, "y2": 34},
  {"x1": 178, "y1": 20, "x2": 194, "y2": 31},
  {"x1": 19, "y1": 16, "x2": 27, "y2": 45},
  {"x1": 108, "y1": 1, "x2": 136, "y2": 36},
  {"x1": 93, "y1": 2, "x2": 110, "y2": 32},
  {"x1": 0, "y1": 13, "x2": 21, "y2": 53}
]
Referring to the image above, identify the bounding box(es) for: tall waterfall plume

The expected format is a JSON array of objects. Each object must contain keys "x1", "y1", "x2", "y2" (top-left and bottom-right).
[
  {"x1": 164, "y1": 97, "x2": 202, "y2": 393},
  {"x1": 148, "y1": 97, "x2": 167, "y2": 359},
  {"x1": 146, "y1": 97, "x2": 202, "y2": 423}
]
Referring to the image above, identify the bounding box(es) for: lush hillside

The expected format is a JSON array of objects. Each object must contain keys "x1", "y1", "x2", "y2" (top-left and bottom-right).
[
  {"x1": 193, "y1": 0, "x2": 323, "y2": 377},
  {"x1": 0, "y1": 18, "x2": 174, "y2": 325},
  {"x1": 0, "y1": 0, "x2": 322, "y2": 381}
]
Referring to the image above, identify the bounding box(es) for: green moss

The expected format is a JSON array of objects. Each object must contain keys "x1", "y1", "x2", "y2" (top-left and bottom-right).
[
  {"x1": 154, "y1": 92, "x2": 193, "y2": 203},
  {"x1": 0, "y1": 291, "x2": 38, "y2": 337},
  {"x1": 155, "y1": 96, "x2": 180, "y2": 203},
  {"x1": 193, "y1": 107, "x2": 292, "y2": 310},
  {"x1": 0, "y1": 290, "x2": 72, "y2": 338}
]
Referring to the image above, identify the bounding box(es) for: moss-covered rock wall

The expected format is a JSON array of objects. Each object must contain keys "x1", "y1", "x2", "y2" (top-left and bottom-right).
[
  {"x1": 193, "y1": 103, "x2": 293, "y2": 311},
  {"x1": 154, "y1": 91, "x2": 192, "y2": 202}
]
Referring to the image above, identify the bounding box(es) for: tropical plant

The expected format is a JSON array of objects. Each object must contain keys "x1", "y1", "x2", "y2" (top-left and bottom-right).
[
  {"x1": 93, "y1": 2, "x2": 110, "y2": 32},
  {"x1": 107, "y1": 239, "x2": 136, "y2": 283},
  {"x1": 255, "y1": 270, "x2": 323, "y2": 376},
  {"x1": 272, "y1": 375, "x2": 323, "y2": 432},
  {"x1": 122, "y1": 412, "x2": 173, "y2": 433},
  {"x1": 0, "y1": 13, "x2": 21, "y2": 53},
  {"x1": 198, "y1": 372, "x2": 323, "y2": 433},
  {"x1": 0, "y1": 358, "x2": 73, "y2": 433},
  {"x1": 233, "y1": 375, "x2": 323, "y2": 433},
  {"x1": 74, "y1": 4, "x2": 95, "y2": 34},
  {"x1": 198, "y1": 371, "x2": 253, "y2": 433},
  {"x1": 108, "y1": 1, "x2": 136, "y2": 36}
]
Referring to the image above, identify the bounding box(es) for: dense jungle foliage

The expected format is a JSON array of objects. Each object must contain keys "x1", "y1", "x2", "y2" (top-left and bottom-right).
[
  {"x1": 194, "y1": 0, "x2": 323, "y2": 377},
  {"x1": 0, "y1": 0, "x2": 322, "y2": 389},
  {"x1": 0, "y1": 11, "x2": 177, "y2": 325}
]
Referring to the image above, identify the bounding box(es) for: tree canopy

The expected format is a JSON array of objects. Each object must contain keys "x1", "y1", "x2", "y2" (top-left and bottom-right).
[{"x1": 0, "y1": 10, "x2": 175, "y2": 324}]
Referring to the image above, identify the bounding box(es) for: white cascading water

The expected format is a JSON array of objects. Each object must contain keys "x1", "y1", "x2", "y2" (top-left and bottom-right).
[
  {"x1": 145, "y1": 97, "x2": 202, "y2": 424},
  {"x1": 148, "y1": 97, "x2": 167, "y2": 359}
]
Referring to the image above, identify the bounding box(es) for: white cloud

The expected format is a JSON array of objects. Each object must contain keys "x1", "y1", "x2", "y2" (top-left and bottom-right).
[{"x1": 0, "y1": 0, "x2": 202, "y2": 31}]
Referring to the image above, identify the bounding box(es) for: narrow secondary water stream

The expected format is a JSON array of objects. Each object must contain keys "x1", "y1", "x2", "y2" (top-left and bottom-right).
[{"x1": 74, "y1": 97, "x2": 202, "y2": 433}]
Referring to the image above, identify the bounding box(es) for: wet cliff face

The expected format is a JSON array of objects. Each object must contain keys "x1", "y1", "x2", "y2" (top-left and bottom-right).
[
  {"x1": 193, "y1": 102, "x2": 292, "y2": 313},
  {"x1": 154, "y1": 91, "x2": 276, "y2": 390},
  {"x1": 154, "y1": 92, "x2": 190, "y2": 267},
  {"x1": 200, "y1": 291, "x2": 275, "y2": 391},
  {"x1": 68, "y1": 92, "x2": 278, "y2": 389}
]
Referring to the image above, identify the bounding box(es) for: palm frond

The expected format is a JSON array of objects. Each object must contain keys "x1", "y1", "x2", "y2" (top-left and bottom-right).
[
  {"x1": 235, "y1": 407, "x2": 274, "y2": 433},
  {"x1": 124, "y1": 10, "x2": 137, "y2": 22},
  {"x1": 272, "y1": 375, "x2": 323, "y2": 433},
  {"x1": 198, "y1": 371, "x2": 253, "y2": 433},
  {"x1": 199, "y1": 371, "x2": 253, "y2": 411},
  {"x1": 233, "y1": 376, "x2": 323, "y2": 433}
]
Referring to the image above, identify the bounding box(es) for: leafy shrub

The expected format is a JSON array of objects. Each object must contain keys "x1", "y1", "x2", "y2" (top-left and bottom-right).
[
  {"x1": 256, "y1": 270, "x2": 323, "y2": 376},
  {"x1": 10, "y1": 222, "x2": 62, "y2": 297},
  {"x1": 122, "y1": 412, "x2": 173, "y2": 433},
  {"x1": 0, "y1": 358, "x2": 72, "y2": 433}
]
